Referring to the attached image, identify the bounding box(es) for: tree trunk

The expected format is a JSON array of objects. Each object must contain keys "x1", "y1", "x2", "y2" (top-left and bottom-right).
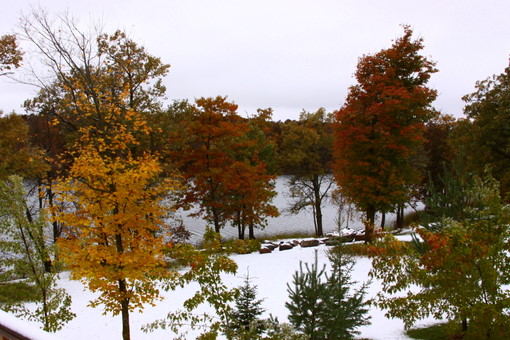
[
  {"x1": 238, "y1": 224, "x2": 245, "y2": 240},
  {"x1": 248, "y1": 223, "x2": 255, "y2": 239},
  {"x1": 212, "y1": 207, "x2": 221, "y2": 233},
  {"x1": 24, "y1": 206, "x2": 52, "y2": 272},
  {"x1": 236, "y1": 212, "x2": 245, "y2": 240},
  {"x1": 396, "y1": 204, "x2": 404, "y2": 229},
  {"x1": 41, "y1": 289, "x2": 50, "y2": 332},
  {"x1": 47, "y1": 184, "x2": 63, "y2": 242},
  {"x1": 312, "y1": 175, "x2": 323, "y2": 237},
  {"x1": 365, "y1": 205, "x2": 376, "y2": 243},
  {"x1": 119, "y1": 279, "x2": 131, "y2": 340},
  {"x1": 238, "y1": 224, "x2": 244, "y2": 240},
  {"x1": 115, "y1": 232, "x2": 130, "y2": 340},
  {"x1": 380, "y1": 212, "x2": 386, "y2": 230}
]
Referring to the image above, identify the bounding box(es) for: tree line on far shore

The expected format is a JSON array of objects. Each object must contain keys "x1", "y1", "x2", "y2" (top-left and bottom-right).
[{"x1": 1, "y1": 10, "x2": 510, "y2": 339}]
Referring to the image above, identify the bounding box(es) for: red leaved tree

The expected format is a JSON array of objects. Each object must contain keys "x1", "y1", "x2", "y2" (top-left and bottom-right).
[
  {"x1": 168, "y1": 96, "x2": 278, "y2": 237},
  {"x1": 334, "y1": 25, "x2": 438, "y2": 242}
]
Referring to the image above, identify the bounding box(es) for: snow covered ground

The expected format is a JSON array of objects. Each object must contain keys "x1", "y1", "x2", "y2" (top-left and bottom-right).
[
  {"x1": 8, "y1": 233, "x2": 436, "y2": 340},
  {"x1": 3, "y1": 178, "x2": 429, "y2": 339}
]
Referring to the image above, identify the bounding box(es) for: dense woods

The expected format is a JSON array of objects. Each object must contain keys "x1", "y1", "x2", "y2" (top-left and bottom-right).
[{"x1": 1, "y1": 10, "x2": 510, "y2": 340}]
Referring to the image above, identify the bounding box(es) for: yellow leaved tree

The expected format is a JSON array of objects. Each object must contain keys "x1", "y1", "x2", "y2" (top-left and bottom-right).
[
  {"x1": 53, "y1": 104, "x2": 179, "y2": 340},
  {"x1": 19, "y1": 12, "x2": 238, "y2": 339}
]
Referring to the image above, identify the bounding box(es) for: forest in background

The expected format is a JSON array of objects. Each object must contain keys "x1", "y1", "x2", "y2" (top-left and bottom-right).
[{"x1": 1, "y1": 9, "x2": 510, "y2": 340}]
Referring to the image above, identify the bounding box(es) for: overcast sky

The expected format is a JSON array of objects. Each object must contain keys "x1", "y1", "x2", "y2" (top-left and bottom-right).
[{"x1": 1, "y1": 0, "x2": 509, "y2": 121}]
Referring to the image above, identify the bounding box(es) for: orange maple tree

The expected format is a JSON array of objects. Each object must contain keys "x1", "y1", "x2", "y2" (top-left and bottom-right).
[
  {"x1": 227, "y1": 143, "x2": 279, "y2": 239},
  {"x1": 168, "y1": 96, "x2": 278, "y2": 238},
  {"x1": 334, "y1": 25, "x2": 437, "y2": 242}
]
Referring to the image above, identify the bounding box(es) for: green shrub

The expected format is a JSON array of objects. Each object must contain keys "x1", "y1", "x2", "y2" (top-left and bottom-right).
[
  {"x1": 0, "y1": 281, "x2": 39, "y2": 304},
  {"x1": 224, "y1": 239, "x2": 261, "y2": 254}
]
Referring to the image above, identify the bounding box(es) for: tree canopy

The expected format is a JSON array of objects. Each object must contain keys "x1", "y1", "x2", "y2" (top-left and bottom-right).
[
  {"x1": 462, "y1": 60, "x2": 510, "y2": 195},
  {"x1": 0, "y1": 34, "x2": 22, "y2": 76},
  {"x1": 167, "y1": 96, "x2": 278, "y2": 237},
  {"x1": 334, "y1": 25, "x2": 438, "y2": 241}
]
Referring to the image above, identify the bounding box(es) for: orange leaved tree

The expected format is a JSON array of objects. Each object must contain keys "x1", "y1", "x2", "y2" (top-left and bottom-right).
[
  {"x1": 53, "y1": 107, "x2": 178, "y2": 340},
  {"x1": 168, "y1": 96, "x2": 278, "y2": 237},
  {"x1": 334, "y1": 25, "x2": 437, "y2": 242}
]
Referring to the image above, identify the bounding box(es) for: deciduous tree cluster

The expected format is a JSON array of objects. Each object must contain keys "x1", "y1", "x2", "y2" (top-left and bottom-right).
[{"x1": 2, "y1": 8, "x2": 510, "y2": 340}]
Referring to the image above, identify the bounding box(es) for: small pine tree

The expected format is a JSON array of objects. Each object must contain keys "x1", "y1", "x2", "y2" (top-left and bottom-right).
[
  {"x1": 324, "y1": 248, "x2": 371, "y2": 339},
  {"x1": 286, "y1": 254, "x2": 328, "y2": 339},
  {"x1": 225, "y1": 273, "x2": 265, "y2": 339},
  {"x1": 286, "y1": 249, "x2": 370, "y2": 339}
]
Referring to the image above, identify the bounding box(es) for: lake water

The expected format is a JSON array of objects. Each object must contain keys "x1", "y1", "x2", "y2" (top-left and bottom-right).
[{"x1": 174, "y1": 176, "x2": 404, "y2": 244}]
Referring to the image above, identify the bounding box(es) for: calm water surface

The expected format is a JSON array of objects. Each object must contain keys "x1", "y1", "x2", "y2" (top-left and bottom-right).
[{"x1": 174, "y1": 176, "x2": 404, "y2": 244}]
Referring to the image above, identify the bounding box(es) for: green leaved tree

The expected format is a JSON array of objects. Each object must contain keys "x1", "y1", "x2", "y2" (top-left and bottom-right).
[
  {"x1": 370, "y1": 174, "x2": 510, "y2": 339},
  {"x1": 0, "y1": 175, "x2": 74, "y2": 332},
  {"x1": 462, "y1": 60, "x2": 510, "y2": 195},
  {"x1": 280, "y1": 109, "x2": 334, "y2": 237}
]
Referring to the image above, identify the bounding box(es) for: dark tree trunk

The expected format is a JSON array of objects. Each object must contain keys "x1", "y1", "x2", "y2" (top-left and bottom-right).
[
  {"x1": 212, "y1": 207, "x2": 221, "y2": 233},
  {"x1": 248, "y1": 223, "x2": 255, "y2": 239},
  {"x1": 462, "y1": 317, "x2": 468, "y2": 333},
  {"x1": 312, "y1": 175, "x2": 324, "y2": 237},
  {"x1": 119, "y1": 279, "x2": 131, "y2": 340},
  {"x1": 238, "y1": 224, "x2": 245, "y2": 240},
  {"x1": 396, "y1": 204, "x2": 404, "y2": 229},
  {"x1": 115, "y1": 231, "x2": 130, "y2": 340},
  {"x1": 24, "y1": 206, "x2": 52, "y2": 272},
  {"x1": 236, "y1": 212, "x2": 245, "y2": 240},
  {"x1": 46, "y1": 184, "x2": 63, "y2": 242},
  {"x1": 380, "y1": 212, "x2": 386, "y2": 230}
]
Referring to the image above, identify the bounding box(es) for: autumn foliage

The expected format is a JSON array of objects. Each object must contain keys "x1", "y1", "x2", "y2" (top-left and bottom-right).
[
  {"x1": 8, "y1": 9, "x2": 510, "y2": 339},
  {"x1": 168, "y1": 96, "x2": 278, "y2": 238},
  {"x1": 48, "y1": 51, "x2": 176, "y2": 338},
  {"x1": 0, "y1": 113, "x2": 48, "y2": 180},
  {"x1": 54, "y1": 147, "x2": 176, "y2": 311},
  {"x1": 334, "y1": 25, "x2": 437, "y2": 241},
  {"x1": 370, "y1": 175, "x2": 510, "y2": 338},
  {"x1": 0, "y1": 34, "x2": 22, "y2": 76},
  {"x1": 53, "y1": 118, "x2": 178, "y2": 340}
]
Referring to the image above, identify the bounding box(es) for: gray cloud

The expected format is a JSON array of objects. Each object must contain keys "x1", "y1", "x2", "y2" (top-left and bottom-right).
[{"x1": 1, "y1": 0, "x2": 509, "y2": 120}]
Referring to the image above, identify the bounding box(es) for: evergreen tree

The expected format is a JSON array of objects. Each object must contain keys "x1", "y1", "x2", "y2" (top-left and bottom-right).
[
  {"x1": 324, "y1": 248, "x2": 371, "y2": 339},
  {"x1": 286, "y1": 253, "x2": 328, "y2": 339},
  {"x1": 286, "y1": 250, "x2": 370, "y2": 339},
  {"x1": 225, "y1": 274, "x2": 266, "y2": 339}
]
